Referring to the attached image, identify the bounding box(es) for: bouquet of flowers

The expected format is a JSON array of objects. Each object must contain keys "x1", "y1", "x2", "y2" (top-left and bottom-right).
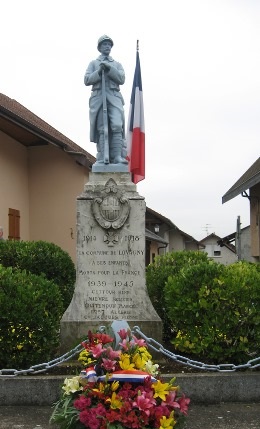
[{"x1": 50, "y1": 327, "x2": 190, "y2": 429}]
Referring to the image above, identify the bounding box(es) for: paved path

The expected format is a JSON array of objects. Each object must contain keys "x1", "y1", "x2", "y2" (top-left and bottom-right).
[{"x1": 0, "y1": 403, "x2": 259, "y2": 429}]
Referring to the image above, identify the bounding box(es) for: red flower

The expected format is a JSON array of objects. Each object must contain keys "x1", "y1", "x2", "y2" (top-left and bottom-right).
[
  {"x1": 94, "y1": 333, "x2": 114, "y2": 344},
  {"x1": 74, "y1": 395, "x2": 91, "y2": 410}
]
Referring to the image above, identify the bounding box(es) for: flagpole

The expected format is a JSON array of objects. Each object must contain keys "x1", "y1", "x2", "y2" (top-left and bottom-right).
[{"x1": 127, "y1": 39, "x2": 145, "y2": 184}]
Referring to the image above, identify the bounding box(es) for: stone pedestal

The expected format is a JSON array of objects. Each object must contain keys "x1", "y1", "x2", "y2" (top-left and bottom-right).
[{"x1": 60, "y1": 172, "x2": 162, "y2": 351}]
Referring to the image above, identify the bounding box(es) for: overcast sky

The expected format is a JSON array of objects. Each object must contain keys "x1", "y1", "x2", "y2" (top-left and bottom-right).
[{"x1": 1, "y1": 0, "x2": 259, "y2": 240}]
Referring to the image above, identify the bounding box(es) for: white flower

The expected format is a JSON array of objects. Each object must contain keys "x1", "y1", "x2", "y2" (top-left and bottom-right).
[
  {"x1": 62, "y1": 376, "x2": 83, "y2": 395},
  {"x1": 145, "y1": 360, "x2": 159, "y2": 376}
]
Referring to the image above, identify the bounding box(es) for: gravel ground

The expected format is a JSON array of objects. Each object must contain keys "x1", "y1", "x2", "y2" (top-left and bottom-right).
[{"x1": 0, "y1": 403, "x2": 259, "y2": 429}]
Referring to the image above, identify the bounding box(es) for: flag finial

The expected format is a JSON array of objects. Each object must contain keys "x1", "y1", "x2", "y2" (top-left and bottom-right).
[{"x1": 136, "y1": 40, "x2": 139, "y2": 51}]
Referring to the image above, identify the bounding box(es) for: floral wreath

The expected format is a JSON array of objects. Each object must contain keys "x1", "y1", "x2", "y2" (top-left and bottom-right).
[{"x1": 50, "y1": 326, "x2": 190, "y2": 429}]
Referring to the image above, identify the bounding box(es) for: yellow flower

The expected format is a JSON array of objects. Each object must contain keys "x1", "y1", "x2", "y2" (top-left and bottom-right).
[
  {"x1": 93, "y1": 382, "x2": 105, "y2": 394},
  {"x1": 78, "y1": 350, "x2": 96, "y2": 366},
  {"x1": 119, "y1": 353, "x2": 135, "y2": 370},
  {"x1": 159, "y1": 412, "x2": 176, "y2": 429},
  {"x1": 62, "y1": 376, "x2": 83, "y2": 395},
  {"x1": 132, "y1": 352, "x2": 147, "y2": 369},
  {"x1": 107, "y1": 392, "x2": 123, "y2": 409},
  {"x1": 152, "y1": 380, "x2": 170, "y2": 401},
  {"x1": 138, "y1": 347, "x2": 152, "y2": 361},
  {"x1": 111, "y1": 381, "x2": 119, "y2": 391}
]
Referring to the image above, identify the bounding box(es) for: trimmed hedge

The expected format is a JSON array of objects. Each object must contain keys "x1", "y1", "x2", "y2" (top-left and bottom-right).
[
  {"x1": 0, "y1": 264, "x2": 63, "y2": 368},
  {"x1": 0, "y1": 240, "x2": 76, "y2": 310},
  {"x1": 147, "y1": 251, "x2": 260, "y2": 364},
  {"x1": 146, "y1": 251, "x2": 210, "y2": 341}
]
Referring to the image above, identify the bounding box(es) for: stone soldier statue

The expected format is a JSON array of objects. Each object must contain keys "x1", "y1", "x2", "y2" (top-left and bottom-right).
[{"x1": 84, "y1": 35, "x2": 128, "y2": 165}]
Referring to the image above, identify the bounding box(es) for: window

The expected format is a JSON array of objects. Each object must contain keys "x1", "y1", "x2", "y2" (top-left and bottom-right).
[
  {"x1": 214, "y1": 250, "x2": 221, "y2": 257},
  {"x1": 8, "y1": 208, "x2": 20, "y2": 240}
]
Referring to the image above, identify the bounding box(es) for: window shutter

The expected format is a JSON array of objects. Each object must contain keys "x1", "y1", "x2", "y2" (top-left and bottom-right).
[{"x1": 8, "y1": 208, "x2": 20, "y2": 240}]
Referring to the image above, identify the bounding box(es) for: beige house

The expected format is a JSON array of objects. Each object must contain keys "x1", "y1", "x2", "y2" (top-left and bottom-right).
[
  {"x1": 0, "y1": 93, "x2": 95, "y2": 262},
  {"x1": 222, "y1": 158, "x2": 260, "y2": 263},
  {"x1": 0, "y1": 93, "x2": 200, "y2": 264}
]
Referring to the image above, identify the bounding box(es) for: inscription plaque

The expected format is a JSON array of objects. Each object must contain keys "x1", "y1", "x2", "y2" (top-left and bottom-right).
[{"x1": 60, "y1": 172, "x2": 162, "y2": 351}]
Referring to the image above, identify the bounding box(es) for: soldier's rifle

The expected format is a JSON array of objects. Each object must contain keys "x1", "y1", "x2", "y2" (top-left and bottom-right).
[{"x1": 102, "y1": 69, "x2": 109, "y2": 164}]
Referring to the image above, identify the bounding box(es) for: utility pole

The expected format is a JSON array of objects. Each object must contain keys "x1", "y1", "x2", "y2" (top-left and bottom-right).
[{"x1": 236, "y1": 216, "x2": 241, "y2": 260}]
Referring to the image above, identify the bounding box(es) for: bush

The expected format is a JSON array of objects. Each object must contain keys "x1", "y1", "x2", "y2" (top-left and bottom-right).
[
  {"x1": 0, "y1": 264, "x2": 63, "y2": 368},
  {"x1": 0, "y1": 240, "x2": 76, "y2": 310},
  {"x1": 165, "y1": 260, "x2": 260, "y2": 363},
  {"x1": 146, "y1": 251, "x2": 210, "y2": 341}
]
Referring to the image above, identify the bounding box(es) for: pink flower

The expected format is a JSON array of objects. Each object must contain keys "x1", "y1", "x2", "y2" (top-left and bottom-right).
[
  {"x1": 177, "y1": 394, "x2": 190, "y2": 415},
  {"x1": 90, "y1": 343, "x2": 104, "y2": 358},
  {"x1": 106, "y1": 346, "x2": 121, "y2": 360},
  {"x1": 118, "y1": 329, "x2": 129, "y2": 340},
  {"x1": 162, "y1": 390, "x2": 180, "y2": 409},
  {"x1": 132, "y1": 335, "x2": 147, "y2": 347},
  {"x1": 133, "y1": 392, "x2": 156, "y2": 416},
  {"x1": 119, "y1": 339, "x2": 129, "y2": 351},
  {"x1": 102, "y1": 358, "x2": 117, "y2": 371}
]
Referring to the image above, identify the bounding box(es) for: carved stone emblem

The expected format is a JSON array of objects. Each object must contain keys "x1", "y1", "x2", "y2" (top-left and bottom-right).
[
  {"x1": 104, "y1": 230, "x2": 119, "y2": 247},
  {"x1": 92, "y1": 179, "x2": 130, "y2": 230}
]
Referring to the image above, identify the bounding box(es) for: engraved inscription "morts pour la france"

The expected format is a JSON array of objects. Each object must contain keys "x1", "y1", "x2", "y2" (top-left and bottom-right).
[{"x1": 92, "y1": 178, "x2": 130, "y2": 230}]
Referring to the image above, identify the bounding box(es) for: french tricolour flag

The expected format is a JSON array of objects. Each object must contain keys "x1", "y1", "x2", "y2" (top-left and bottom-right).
[{"x1": 127, "y1": 44, "x2": 145, "y2": 184}]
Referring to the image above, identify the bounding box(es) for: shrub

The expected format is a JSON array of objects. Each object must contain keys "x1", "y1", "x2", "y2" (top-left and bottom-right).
[
  {"x1": 0, "y1": 264, "x2": 63, "y2": 368},
  {"x1": 165, "y1": 260, "x2": 260, "y2": 363},
  {"x1": 0, "y1": 240, "x2": 76, "y2": 310},
  {"x1": 146, "y1": 251, "x2": 210, "y2": 341}
]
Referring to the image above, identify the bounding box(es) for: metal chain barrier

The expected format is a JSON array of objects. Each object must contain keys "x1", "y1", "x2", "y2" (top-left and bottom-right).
[
  {"x1": 0, "y1": 342, "x2": 84, "y2": 377},
  {"x1": 0, "y1": 325, "x2": 259, "y2": 377},
  {"x1": 132, "y1": 326, "x2": 260, "y2": 373}
]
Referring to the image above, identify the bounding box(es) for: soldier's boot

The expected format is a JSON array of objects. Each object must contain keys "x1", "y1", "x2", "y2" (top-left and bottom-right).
[
  {"x1": 110, "y1": 132, "x2": 128, "y2": 164},
  {"x1": 95, "y1": 133, "x2": 105, "y2": 163}
]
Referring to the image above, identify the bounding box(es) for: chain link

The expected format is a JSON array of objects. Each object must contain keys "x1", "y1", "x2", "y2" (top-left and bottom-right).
[
  {"x1": 0, "y1": 325, "x2": 259, "y2": 377},
  {"x1": 132, "y1": 326, "x2": 260, "y2": 373}
]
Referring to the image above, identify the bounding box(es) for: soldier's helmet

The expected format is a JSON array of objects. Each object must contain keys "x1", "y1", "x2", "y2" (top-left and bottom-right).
[{"x1": 97, "y1": 35, "x2": 114, "y2": 51}]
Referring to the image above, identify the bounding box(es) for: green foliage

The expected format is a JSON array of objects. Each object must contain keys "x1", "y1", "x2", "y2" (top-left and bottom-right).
[
  {"x1": 51, "y1": 394, "x2": 84, "y2": 429},
  {"x1": 0, "y1": 264, "x2": 63, "y2": 368},
  {"x1": 164, "y1": 260, "x2": 260, "y2": 363},
  {"x1": 146, "y1": 251, "x2": 209, "y2": 341},
  {"x1": 0, "y1": 240, "x2": 76, "y2": 309}
]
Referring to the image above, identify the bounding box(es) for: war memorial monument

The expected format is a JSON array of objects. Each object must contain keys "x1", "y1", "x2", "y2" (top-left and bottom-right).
[{"x1": 60, "y1": 36, "x2": 162, "y2": 350}]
